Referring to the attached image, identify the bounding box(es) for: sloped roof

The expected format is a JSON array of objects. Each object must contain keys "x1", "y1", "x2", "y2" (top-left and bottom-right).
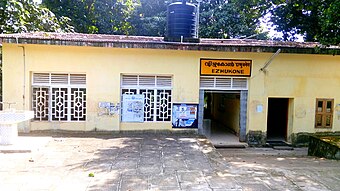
[{"x1": 0, "y1": 32, "x2": 339, "y2": 55}]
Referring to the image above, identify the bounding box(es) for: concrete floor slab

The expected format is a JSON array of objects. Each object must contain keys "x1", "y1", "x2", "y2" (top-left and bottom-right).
[{"x1": 0, "y1": 132, "x2": 339, "y2": 191}]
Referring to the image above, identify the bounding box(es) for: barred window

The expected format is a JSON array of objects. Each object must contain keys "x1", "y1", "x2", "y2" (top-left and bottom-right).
[
  {"x1": 32, "y1": 73, "x2": 86, "y2": 122},
  {"x1": 121, "y1": 75, "x2": 172, "y2": 122}
]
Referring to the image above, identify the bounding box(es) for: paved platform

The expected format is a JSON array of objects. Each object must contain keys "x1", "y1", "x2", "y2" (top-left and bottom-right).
[
  {"x1": 203, "y1": 120, "x2": 248, "y2": 148},
  {"x1": 0, "y1": 132, "x2": 339, "y2": 190},
  {"x1": 208, "y1": 132, "x2": 248, "y2": 148},
  {"x1": 218, "y1": 147, "x2": 340, "y2": 191}
]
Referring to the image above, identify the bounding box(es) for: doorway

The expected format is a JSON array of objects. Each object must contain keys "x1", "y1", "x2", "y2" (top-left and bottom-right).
[
  {"x1": 202, "y1": 91, "x2": 247, "y2": 147},
  {"x1": 204, "y1": 92, "x2": 240, "y2": 134},
  {"x1": 267, "y1": 98, "x2": 289, "y2": 141}
]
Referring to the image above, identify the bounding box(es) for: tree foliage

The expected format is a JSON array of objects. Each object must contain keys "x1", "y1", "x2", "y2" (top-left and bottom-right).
[
  {"x1": 270, "y1": 0, "x2": 340, "y2": 45},
  {"x1": 42, "y1": 0, "x2": 138, "y2": 35},
  {"x1": 42, "y1": 0, "x2": 268, "y2": 39},
  {"x1": 199, "y1": 0, "x2": 269, "y2": 39},
  {"x1": 0, "y1": 0, "x2": 74, "y2": 34},
  {"x1": 1, "y1": 0, "x2": 338, "y2": 44},
  {"x1": 129, "y1": 0, "x2": 168, "y2": 36}
]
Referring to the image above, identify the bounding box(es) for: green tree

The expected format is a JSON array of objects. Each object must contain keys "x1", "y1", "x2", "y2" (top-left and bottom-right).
[
  {"x1": 42, "y1": 0, "x2": 94, "y2": 33},
  {"x1": 42, "y1": 0, "x2": 268, "y2": 38},
  {"x1": 43, "y1": 0, "x2": 138, "y2": 35},
  {"x1": 0, "y1": 0, "x2": 74, "y2": 34},
  {"x1": 129, "y1": 0, "x2": 168, "y2": 36},
  {"x1": 129, "y1": 0, "x2": 269, "y2": 38},
  {"x1": 270, "y1": 0, "x2": 340, "y2": 45},
  {"x1": 199, "y1": 0, "x2": 269, "y2": 39},
  {"x1": 0, "y1": 0, "x2": 74, "y2": 104}
]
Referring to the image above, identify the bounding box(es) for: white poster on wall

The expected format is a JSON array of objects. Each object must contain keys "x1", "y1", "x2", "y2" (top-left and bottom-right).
[{"x1": 122, "y1": 94, "x2": 144, "y2": 122}]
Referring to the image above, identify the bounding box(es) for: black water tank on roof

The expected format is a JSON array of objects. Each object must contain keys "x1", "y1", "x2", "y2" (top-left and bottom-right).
[{"x1": 167, "y1": 1, "x2": 197, "y2": 39}]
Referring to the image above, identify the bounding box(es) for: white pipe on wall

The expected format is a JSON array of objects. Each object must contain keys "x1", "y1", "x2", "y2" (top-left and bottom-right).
[{"x1": 18, "y1": 46, "x2": 26, "y2": 110}]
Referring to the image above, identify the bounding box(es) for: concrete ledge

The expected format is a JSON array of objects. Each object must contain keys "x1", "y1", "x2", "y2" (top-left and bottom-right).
[
  {"x1": 20, "y1": 129, "x2": 200, "y2": 138},
  {"x1": 0, "y1": 136, "x2": 51, "y2": 153},
  {"x1": 308, "y1": 135, "x2": 340, "y2": 160},
  {"x1": 214, "y1": 143, "x2": 248, "y2": 149},
  {"x1": 291, "y1": 132, "x2": 340, "y2": 147}
]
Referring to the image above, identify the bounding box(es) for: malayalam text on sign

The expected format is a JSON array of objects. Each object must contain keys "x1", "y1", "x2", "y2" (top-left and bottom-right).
[{"x1": 200, "y1": 58, "x2": 252, "y2": 77}]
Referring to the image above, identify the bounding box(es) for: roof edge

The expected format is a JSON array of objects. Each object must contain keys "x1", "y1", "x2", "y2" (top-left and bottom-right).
[{"x1": 0, "y1": 32, "x2": 339, "y2": 55}]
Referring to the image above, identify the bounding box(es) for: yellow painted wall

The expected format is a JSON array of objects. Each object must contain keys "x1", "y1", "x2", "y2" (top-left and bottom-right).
[
  {"x1": 2, "y1": 43, "x2": 340, "y2": 137},
  {"x1": 248, "y1": 53, "x2": 340, "y2": 138},
  {"x1": 210, "y1": 94, "x2": 240, "y2": 134},
  {"x1": 220, "y1": 95, "x2": 240, "y2": 134},
  {"x1": 2, "y1": 44, "x2": 200, "y2": 131}
]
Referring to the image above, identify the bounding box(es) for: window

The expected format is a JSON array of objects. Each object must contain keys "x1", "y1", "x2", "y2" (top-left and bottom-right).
[
  {"x1": 315, "y1": 99, "x2": 333, "y2": 128},
  {"x1": 200, "y1": 76, "x2": 248, "y2": 90},
  {"x1": 32, "y1": 73, "x2": 86, "y2": 122},
  {"x1": 121, "y1": 75, "x2": 172, "y2": 122}
]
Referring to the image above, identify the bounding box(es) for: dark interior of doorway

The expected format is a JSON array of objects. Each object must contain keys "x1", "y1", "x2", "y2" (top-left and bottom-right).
[
  {"x1": 267, "y1": 98, "x2": 289, "y2": 141},
  {"x1": 204, "y1": 92, "x2": 240, "y2": 138}
]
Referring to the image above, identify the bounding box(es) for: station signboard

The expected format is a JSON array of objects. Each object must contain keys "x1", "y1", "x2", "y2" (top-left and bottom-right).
[{"x1": 200, "y1": 58, "x2": 252, "y2": 77}]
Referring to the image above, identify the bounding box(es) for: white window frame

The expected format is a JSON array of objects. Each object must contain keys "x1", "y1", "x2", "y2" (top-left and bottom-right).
[
  {"x1": 121, "y1": 75, "x2": 172, "y2": 122},
  {"x1": 32, "y1": 73, "x2": 86, "y2": 122},
  {"x1": 200, "y1": 76, "x2": 248, "y2": 90}
]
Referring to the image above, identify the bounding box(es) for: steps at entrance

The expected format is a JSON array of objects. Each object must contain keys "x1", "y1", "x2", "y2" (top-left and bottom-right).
[
  {"x1": 266, "y1": 140, "x2": 293, "y2": 150},
  {"x1": 214, "y1": 142, "x2": 248, "y2": 148}
]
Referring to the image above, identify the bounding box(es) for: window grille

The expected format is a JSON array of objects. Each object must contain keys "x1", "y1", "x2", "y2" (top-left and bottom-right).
[
  {"x1": 51, "y1": 87, "x2": 68, "y2": 121},
  {"x1": 156, "y1": 89, "x2": 172, "y2": 121},
  {"x1": 157, "y1": 76, "x2": 172, "y2": 87},
  {"x1": 32, "y1": 73, "x2": 86, "y2": 86},
  {"x1": 232, "y1": 78, "x2": 248, "y2": 89},
  {"x1": 140, "y1": 89, "x2": 155, "y2": 121},
  {"x1": 215, "y1": 78, "x2": 232, "y2": 89},
  {"x1": 121, "y1": 75, "x2": 172, "y2": 122},
  {"x1": 139, "y1": 76, "x2": 156, "y2": 86},
  {"x1": 51, "y1": 74, "x2": 68, "y2": 84},
  {"x1": 33, "y1": 73, "x2": 50, "y2": 84},
  {"x1": 32, "y1": 87, "x2": 49, "y2": 121},
  {"x1": 121, "y1": 75, "x2": 138, "y2": 86},
  {"x1": 32, "y1": 73, "x2": 86, "y2": 122},
  {"x1": 200, "y1": 76, "x2": 248, "y2": 90},
  {"x1": 70, "y1": 88, "x2": 87, "y2": 121},
  {"x1": 70, "y1": 74, "x2": 87, "y2": 85}
]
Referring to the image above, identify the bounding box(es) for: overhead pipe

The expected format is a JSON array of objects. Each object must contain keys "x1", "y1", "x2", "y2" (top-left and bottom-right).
[{"x1": 260, "y1": 49, "x2": 281, "y2": 72}]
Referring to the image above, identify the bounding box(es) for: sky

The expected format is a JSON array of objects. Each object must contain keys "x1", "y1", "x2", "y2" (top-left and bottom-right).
[
  {"x1": 260, "y1": 13, "x2": 286, "y2": 40},
  {"x1": 260, "y1": 12, "x2": 304, "y2": 42}
]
